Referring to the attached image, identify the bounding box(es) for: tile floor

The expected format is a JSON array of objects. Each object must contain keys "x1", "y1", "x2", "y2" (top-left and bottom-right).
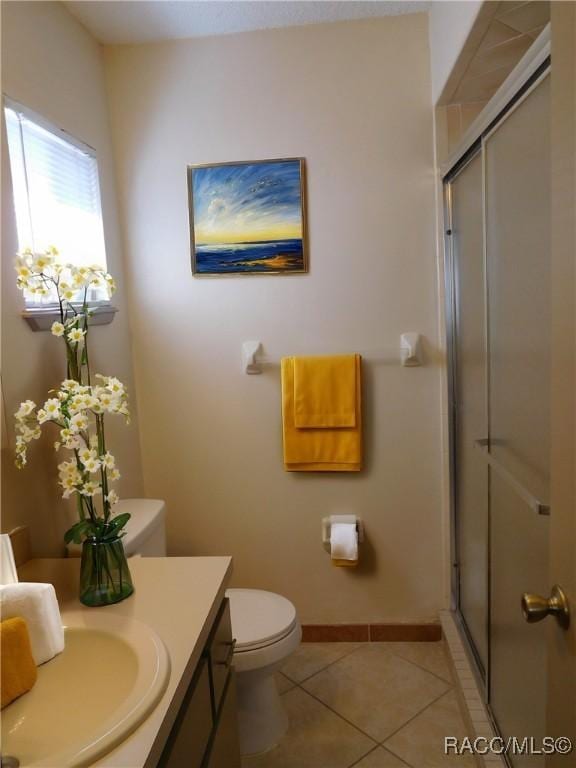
[{"x1": 242, "y1": 641, "x2": 475, "y2": 768}]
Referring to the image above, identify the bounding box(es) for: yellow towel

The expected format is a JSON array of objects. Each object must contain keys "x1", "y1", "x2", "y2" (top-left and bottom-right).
[
  {"x1": 1, "y1": 617, "x2": 38, "y2": 708},
  {"x1": 293, "y1": 355, "x2": 357, "y2": 428},
  {"x1": 332, "y1": 558, "x2": 358, "y2": 567},
  {"x1": 282, "y1": 354, "x2": 362, "y2": 472}
]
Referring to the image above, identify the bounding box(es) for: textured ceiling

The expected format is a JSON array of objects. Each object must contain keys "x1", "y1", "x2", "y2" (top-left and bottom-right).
[{"x1": 64, "y1": 1, "x2": 430, "y2": 44}]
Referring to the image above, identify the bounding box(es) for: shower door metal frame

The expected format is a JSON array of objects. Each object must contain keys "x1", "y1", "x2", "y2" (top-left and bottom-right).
[
  {"x1": 442, "y1": 58, "x2": 552, "y2": 712},
  {"x1": 443, "y1": 145, "x2": 491, "y2": 693}
]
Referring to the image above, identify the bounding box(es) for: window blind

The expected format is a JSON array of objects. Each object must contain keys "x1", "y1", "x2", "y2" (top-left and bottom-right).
[{"x1": 4, "y1": 103, "x2": 108, "y2": 303}]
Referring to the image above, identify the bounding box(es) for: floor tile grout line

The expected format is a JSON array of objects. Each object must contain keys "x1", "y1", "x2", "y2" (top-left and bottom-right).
[
  {"x1": 274, "y1": 675, "x2": 456, "y2": 768},
  {"x1": 347, "y1": 742, "x2": 414, "y2": 768},
  {"x1": 380, "y1": 743, "x2": 415, "y2": 768},
  {"x1": 346, "y1": 744, "x2": 382, "y2": 768},
  {"x1": 277, "y1": 671, "x2": 296, "y2": 689},
  {"x1": 283, "y1": 643, "x2": 367, "y2": 686},
  {"x1": 288, "y1": 641, "x2": 451, "y2": 689},
  {"x1": 285, "y1": 651, "x2": 454, "y2": 750},
  {"x1": 378, "y1": 687, "x2": 455, "y2": 746},
  {"x1": 290, "y1": 682, "x2": 382, "y2": 748},
  {"x1": 382, "y1": 647, "x2": 454, "y2": 686}
]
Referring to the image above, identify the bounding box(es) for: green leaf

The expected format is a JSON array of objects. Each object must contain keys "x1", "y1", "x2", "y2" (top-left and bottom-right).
[
  {"x1": 104, "y1": 512, "x2": 131, "y2": 536},
  {"x1": 64, "y1": 520, "x2": 93, "y2": 545},
  {"x1": 99, "y1": 517, "x2": 130, "y2": 542}
]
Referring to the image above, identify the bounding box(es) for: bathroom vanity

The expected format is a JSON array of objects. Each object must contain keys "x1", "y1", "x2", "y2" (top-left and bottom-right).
[
  {"x1": 15, "y1": 556, "x2": 241, "y2": 768},
  {"x1": 158, "y1": 598, "x2": 239, "y2": 768}
]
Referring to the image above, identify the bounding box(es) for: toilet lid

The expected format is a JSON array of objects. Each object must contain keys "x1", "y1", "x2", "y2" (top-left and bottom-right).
[{"x1": 226, "y1": 589, "x2": 298, "y2": 652}]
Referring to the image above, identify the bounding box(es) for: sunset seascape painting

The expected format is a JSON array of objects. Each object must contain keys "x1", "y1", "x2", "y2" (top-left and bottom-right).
[{"x1": 188, "y1": 158, "x2": 307, "y2": 275}]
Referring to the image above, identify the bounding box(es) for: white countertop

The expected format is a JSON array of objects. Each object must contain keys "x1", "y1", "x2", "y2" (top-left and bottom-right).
[{"x1": 17, "y1": 556, "x2": 233, "y2": 767}]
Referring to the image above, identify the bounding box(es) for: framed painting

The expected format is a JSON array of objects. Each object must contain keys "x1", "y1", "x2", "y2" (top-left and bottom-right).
[{"x1": 187, "y1": 157, "x2": 307, "y2": 276}]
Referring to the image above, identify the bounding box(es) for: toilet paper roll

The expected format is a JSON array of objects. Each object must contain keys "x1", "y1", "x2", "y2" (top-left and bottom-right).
[{"x1": 330, "y1": 522, "x2": 358, "y2": 564}]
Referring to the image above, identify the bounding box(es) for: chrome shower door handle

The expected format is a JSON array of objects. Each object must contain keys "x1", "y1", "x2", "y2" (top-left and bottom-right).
[
  {"x1": 473, "y1": 439, "x2": 550, "y2": 516},
  {"x1": 521, "y1": 585, "x2": 570, "y2": 629}
]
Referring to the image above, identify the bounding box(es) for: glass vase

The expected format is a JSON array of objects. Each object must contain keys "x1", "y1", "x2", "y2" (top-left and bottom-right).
[{"x1": 79, "y1": 534, "x2": 134, "y2": 607}]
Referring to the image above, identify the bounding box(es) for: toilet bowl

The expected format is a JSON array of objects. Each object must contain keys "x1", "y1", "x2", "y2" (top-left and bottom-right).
[{"x1": 226, "y1": 588, "x2": 301, "y2": 756}]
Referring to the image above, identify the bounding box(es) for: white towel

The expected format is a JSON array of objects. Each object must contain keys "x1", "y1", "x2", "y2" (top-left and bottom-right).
[
  {"x1": 0, "y1": 534, "x2": 18, "y2": 584},
  {"x1": 0, "y1": 583, "x2": 64, "y2": 665}
]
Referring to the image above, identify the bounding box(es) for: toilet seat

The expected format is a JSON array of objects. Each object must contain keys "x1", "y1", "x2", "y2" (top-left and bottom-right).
[
  {"x1": 226, "y1": 589, "x2": 298, "y2": 652},
  {"x1": 231, "y1": 622, "x2": 301, "y2": 674},
  {"x1": 226, "y1": 588, "x2": 301, "y2": 755}
]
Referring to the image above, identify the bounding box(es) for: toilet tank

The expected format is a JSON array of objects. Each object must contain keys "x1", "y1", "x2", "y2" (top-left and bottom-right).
[
  {"x1": 118, "y1": 499, "x2": 167, "y2": 557},
  {"x1": 66, "y1": 498, "x2": 167, "y2": 557}
]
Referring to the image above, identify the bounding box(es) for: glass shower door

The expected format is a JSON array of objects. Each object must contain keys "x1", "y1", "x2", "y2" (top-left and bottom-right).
[
  {"x1": 447, "y1": 68, "x2": 551, "y2": 765},
  {"x1": 450, "y1": 152, "x2": 489, "y2": 676},
  {"x1": 485, "y1": 74, "x2": 551, "y2": 765}
]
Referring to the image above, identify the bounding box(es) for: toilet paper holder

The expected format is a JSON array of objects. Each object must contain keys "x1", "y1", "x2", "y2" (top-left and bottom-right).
[{"x1": 321, "y1": 516, "x2": 364, "y2": 552}]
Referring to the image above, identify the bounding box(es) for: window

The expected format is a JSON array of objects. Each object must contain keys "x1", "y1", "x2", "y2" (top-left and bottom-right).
[{"x1": 4, "y1": 99, "x2": 108, "y2": 305}]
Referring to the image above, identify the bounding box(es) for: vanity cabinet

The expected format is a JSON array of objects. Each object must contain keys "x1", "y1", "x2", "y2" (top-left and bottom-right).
[
  {"x1": 204, "y1": 674, "x2": 240, "y2": 768},
  {"x1": 158, "y1": 599, "x2": 240, "y2": 768}
]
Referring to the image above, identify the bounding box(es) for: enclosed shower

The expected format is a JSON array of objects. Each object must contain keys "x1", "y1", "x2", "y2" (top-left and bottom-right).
[{"x1": 444, "y1": 57, "x2": 551, "y2": 765}]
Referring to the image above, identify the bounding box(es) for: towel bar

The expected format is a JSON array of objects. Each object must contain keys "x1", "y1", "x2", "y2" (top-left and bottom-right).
[{"x1": 242, "y1": 335, "x2": 422, "y2": 374}]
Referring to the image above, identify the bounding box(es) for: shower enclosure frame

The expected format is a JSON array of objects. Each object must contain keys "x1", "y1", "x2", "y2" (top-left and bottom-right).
[
  {"x1": 441, "y1": 36, "x2": 552, "y2": 751},
  {"x1": 443, "y1": 143, "x2": 490, "y2": 690}
]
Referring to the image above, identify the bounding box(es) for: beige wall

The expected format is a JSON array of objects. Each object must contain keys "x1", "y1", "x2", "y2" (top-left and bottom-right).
[
  {"x1": 1, "y1": 1, "x2": 144, "y2": 555},
  {"x1": 105, "y1": 14, "x2": 445, "y2": 624}
]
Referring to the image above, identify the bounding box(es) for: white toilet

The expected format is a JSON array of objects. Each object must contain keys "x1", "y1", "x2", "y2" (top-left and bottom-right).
[
  {"x1": 67, "y1": 499, "x2": 300, "y2": 755},
  {"x1": 226, "y1": 588, "x2": 301, "y2": 756}
]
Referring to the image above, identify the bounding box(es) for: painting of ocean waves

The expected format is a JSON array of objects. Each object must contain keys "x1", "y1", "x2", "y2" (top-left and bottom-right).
[
  {"x1": 195, "y1": 238, "x2": 304, "y2": 274},
  {"x1": 188, "y1": 158, "x2": 307, "y2": 275}
]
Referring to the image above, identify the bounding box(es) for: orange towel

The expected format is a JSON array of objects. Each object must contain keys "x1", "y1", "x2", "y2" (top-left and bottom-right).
[
  {"x1": 293, "y1": 355, "x2": 357, "y2": 428},
  {"x1": 281, "y1": 355, "x2": 362, "y2": 472},
  {"x1": 1, "y1": 617, "x2": 37, "y2": 708},
  {"x1": 332, "y1": 559, "x2": 358, "y2": 567}
]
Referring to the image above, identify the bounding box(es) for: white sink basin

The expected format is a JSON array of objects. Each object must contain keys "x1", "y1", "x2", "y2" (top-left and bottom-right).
[{"x1": 1, "y1": 612, "x2": 170, "y2": 767}]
